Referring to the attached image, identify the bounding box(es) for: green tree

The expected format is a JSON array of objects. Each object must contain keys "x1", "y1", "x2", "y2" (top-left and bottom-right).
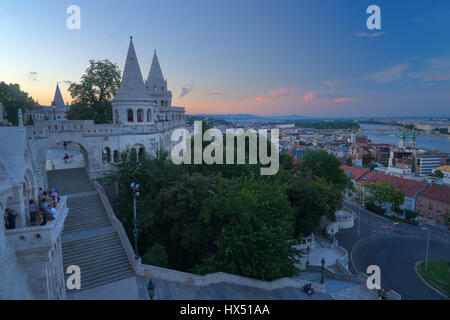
[
  {"x1": 287, "y1": 177, "x2": 342, "y2": 237},
  {"x1": 299, "y1": 149, "x2": 351, "y2": 191},
  {"x1": 197, "y1": 176, "x2": 300, "y2": 281},
  {"x1": 366, "y1": 181, "x2": 405, "y2": 213},
  {"x1": 362, "y1": 153, "x2": 375, "y2": 169},
  {"x1": 430, "y1": 170, "x2": 444, "y2": 179},
  {"x1": 66, "y1": 59, "x2": 121, "y2": 124},
  {"x1": 0, "y1": 82, "x2": 35, "y2": 125},
  {"x1": 142, "y1": 244, "x2": 169, "y2": 268}
]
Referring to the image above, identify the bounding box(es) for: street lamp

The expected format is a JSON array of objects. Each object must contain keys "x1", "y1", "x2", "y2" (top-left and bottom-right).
[
  {"x1": 357, "y1": 207, "x2": 361, "y2": 238},
  {"x1": 321, "y1": 257, "x2": 325, "y2": 284},
  {"x1": 306, "y1": 245, "x2": 310, "y2": 265},
  {"x1": 421, "y1": 226, "x2": 430, "y2": 272},
  {"x1": 131, "y1": 182, "x2": 140, "y2": 260}
]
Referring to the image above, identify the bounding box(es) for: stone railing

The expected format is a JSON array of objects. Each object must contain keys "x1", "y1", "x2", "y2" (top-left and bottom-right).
[
  {"x1": 92, "y1": 181, "x2": 141, "y2": 273},
  {"x1": 4, "y1": 196, "x2": 68, "y2": 251},
  {"x1": 140, "y1": 264, "x2": 326, "y2": 293}
]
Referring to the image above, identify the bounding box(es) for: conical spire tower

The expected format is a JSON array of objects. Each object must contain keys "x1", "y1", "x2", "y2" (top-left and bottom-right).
[
  {"x1": 145, "y1": 50, "x2": 172, "y2": 107},
  {"x1": 113, "y1": 37, "x2": 150, "y2": 102}
]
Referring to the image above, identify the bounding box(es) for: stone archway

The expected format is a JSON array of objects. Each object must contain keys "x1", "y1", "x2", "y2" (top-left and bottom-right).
[{"x1": 37, "y1": 138, "x2": 91, "y2": 189}]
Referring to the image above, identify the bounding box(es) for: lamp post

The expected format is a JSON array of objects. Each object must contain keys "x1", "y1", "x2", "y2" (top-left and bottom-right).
[
  {"x1": 131, "y1": 182, "x2": 140, "y2": 260},
  {"x1": 321, "y1": 258, "x2": 325, "y2": 284},
  {"x1": 357, "y1": 207, "x2": 361, "y2": 238},
  {"x1": 421, "y1": 226, "x2": 430, "y2": 272},
  {"x1": 306, "y1": 245, "x2": 310, "y2": 265}
]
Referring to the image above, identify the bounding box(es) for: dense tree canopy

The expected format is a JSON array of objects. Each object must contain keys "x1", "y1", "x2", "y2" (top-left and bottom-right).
[
  {"x1": 106, "y1": 143, "x2": 346, "y2": 280},
  {"x1": 66, "y1": 59, "x2": 121, "y2": 124},
  {"x1": 0, "y1": 82, "x2": 35, "y2": 125}
]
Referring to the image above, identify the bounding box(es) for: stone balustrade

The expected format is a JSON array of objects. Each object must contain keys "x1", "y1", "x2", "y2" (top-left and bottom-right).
[{"x1": 5, "y1": 196, "x2": 68, "y2": 251}]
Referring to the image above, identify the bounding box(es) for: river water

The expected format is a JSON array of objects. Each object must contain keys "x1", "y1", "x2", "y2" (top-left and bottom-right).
[{"x1": 359, "y1": 124, "x2": 450, "y2": 153}]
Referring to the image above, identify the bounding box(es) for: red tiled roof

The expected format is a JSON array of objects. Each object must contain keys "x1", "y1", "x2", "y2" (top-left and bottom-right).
[
  {"x1": 340, "y1": 165, "x2": 370, "y2": 181},
  {"x1": 359, "y1": 172, "x2": 427, "y2": 197},
  {"x1": 418, "y1": 184, "x2": 450, "y2": 205}
]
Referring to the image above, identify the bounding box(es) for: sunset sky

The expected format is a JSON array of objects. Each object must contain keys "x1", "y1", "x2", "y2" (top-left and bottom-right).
[{"x1": 1, "y1": 0, "x2": 449, "y2": 116}]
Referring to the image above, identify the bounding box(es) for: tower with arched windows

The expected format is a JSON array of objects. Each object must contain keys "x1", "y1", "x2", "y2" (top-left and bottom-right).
[{"x1": 111, "y1": 37, "x2": 155, "y2": 126}]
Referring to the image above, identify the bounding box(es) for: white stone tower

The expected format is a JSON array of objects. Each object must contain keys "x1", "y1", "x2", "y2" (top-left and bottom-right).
[
  {"x1": 51, "y1": 83, "x2": 67, "y2": 119},
  {"x1": 145, "y1": 50, "x2": 172, "y2": 107},
  {"x1": 112, "y1": 36, "x2": 154, "y2": 125}
]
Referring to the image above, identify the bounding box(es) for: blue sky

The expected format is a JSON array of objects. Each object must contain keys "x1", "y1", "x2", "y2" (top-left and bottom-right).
[{"x1": 0, "y1": 0, "x2": 449, "y2": 116}]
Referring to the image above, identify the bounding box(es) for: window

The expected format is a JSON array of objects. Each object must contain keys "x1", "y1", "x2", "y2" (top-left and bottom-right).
[
  {"x1": 165, "y1": 100, "x2": 168, "y2": 106},
  {"x1": 161, "y1": 100, "x2": 164, "y2": 107},
  {"x1": 428, "y1": 203, "x2": 433, "y2": 210},
  {"x1": 137, "y1": 109, "x2": 143, "y2": 122},
  {"x1": 127, "y1": 109, "x2": 133, "y2": 122},
  {"x1": 437, "y1": 205, "x2": 442, "y2": 213},
  {"x1": 103, "y1": 147, "x2": 111, "y2": 163},
  {"x1": 113, "y1": 150, "x2": 119, "y2": 162},
  {"x1": 419, "y1": 200, "x2": 424, "y2": 207},
  {"x1": 162, "y1": 86, "x2": 164, "y2": 91}
]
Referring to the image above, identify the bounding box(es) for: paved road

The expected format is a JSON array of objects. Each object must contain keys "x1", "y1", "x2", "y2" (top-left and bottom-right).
[{"x1": 335, "y1": 199, "x2": 450, "y2": 300}]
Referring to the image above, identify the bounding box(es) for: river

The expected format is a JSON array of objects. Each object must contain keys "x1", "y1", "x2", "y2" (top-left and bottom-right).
[{"x1": 359, "y1": 123, "x2": 450, "y2": 153}]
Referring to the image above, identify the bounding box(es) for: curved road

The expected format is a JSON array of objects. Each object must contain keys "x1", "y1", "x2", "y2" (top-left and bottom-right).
[{"x1": 335, "y1": 200, "x2": 450, "y2": 300}]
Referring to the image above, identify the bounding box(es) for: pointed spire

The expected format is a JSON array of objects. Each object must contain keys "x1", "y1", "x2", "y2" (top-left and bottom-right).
[
  {"x1": 410, "y1": 128, "x2": 416, "y2": 140},
  {"x1": 52, "y1": 83, "x2": 65, "y2": 109},
  {"x1": 400, "y1": 129, "x2": 406, "y2": 140},
  {"x1": 147, "y1": 50, "x2": 165, "y2": 83},
  {"x1": 113, "y1": 37, "x2": 150, "y2": 102}
]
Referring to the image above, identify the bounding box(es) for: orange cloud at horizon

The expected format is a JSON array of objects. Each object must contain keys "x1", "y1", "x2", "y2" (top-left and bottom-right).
[{"x1": 332, "y1": 97, "x2": 358, "y2": 103}]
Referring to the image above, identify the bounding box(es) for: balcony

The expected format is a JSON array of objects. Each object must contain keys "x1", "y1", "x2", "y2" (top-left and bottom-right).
[{"x1": 4, "y1": 196, "x2": 68, "y2": 251}]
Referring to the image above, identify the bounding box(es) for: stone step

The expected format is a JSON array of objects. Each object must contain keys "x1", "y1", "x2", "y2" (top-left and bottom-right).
[{"x1": 49, "y1": 168, "x2": 135, "y2": 294}]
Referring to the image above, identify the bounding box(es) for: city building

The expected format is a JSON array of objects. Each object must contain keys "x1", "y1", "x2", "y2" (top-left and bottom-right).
[
  {"x1": 416, "y1": 183, "x2": 450, "y2": 227},
  {"x1": 416, "y1": 152, "x2": 448, "y2": 176}
]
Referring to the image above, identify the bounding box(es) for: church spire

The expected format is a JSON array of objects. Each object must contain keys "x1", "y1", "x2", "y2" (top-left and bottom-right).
[
  {"x1": 147, "y1": 50, "x2": 165, "y2": 83},
  {"x1": 113, "y1": 36, "x2": 149, "y2": 102},
  {"x1": 52, "y1": 83, "x2": 65, "y2": 109}
]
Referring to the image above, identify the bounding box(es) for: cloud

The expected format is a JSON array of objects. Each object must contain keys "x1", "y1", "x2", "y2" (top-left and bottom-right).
[
  {"x1": 413, "y1": 18, "x2": 425, "y2": 23},
  {"x1": 179, "y1": 82, "x2": 194, "y2": 98},
  {"x1": 254, "y1": 87, "x2": 301, "y2": 102},
  {"x1": 28, "y1": 72, "x2": 39, "y2": 82},
  {"x1": 61, "y1": 80, "x2": 73, "y2": 85},
  {"x1": 254, "y1": 96, "x2": 270, "y2": 102},
  {"x1": 303, "y1": 91, "x2": 316, "y2": 100},
  {"x1": 333, "y1": 97, "x2": 358, "y2": 103},
  {"x1": 355, "y1": 32, "x2": 386, "y2": 38},
  {"x1": 407, "y1": 56, "x2": 450, "y2": 82},
  {"x1": 365, "y1": 63, "x2": 409, "y2": 83},
  {"x1": 268, "y1": 87, "x2": 301, "y2": 98},
  {"x1": 208, "y1": 91, "x2": 222, "y2": 96}
]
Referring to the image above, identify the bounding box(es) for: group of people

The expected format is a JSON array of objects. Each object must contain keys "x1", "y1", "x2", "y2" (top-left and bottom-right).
[
  {"x1": 30, "y1": 187, "x2": 61, "y2": 226},
  {"x1": 303, "y1": 283, "x2": 315, "y2": 295},
  {"x1": 3, "y1": 187, "x2": 61, "y2": 230}
]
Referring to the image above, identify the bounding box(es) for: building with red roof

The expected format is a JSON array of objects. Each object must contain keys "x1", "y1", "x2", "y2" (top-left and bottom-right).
[{"x1": 416, "y1": 184, "x2": 450, "y2": 227}]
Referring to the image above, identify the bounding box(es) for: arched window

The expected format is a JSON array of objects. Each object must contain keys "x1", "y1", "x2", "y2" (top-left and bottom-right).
[
  {"x1": 165, "y1": 100, "x2": 168, "y2": 107},
  {"x1": 103, "y1": 147, "x2": 111, "y2": 163},
  {"x1": 113, "y1": 150, "x2": 120, "y2": 162},
  {"x1": 147, "y1": 109, "x2": 152, "y2": 122},
  {"x1": 114, "y1": 109, "x2": 119, "y2": 124},
  {"x1": 161, "y1": 100, "x2": 164, "y2": 107},
  {"x1": 154, "y1": 85, "x2": 157, "y2": 91},
  {"x1": 127, "y1": 109, "x2": 133, "y2": 122},
  {"x1": 137, "y1": 109, "x2": 143, "y2": 122},
  {"x1": 162, "y1": 86, "x2": 164, "y2": 91}
]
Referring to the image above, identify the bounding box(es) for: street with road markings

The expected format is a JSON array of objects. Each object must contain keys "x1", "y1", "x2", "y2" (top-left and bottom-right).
[{"x1": 335, "y1": 199, "x2": 450, "y2": 300}]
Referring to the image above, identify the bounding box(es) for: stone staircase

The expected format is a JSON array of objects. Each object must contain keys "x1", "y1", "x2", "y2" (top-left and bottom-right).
[{"x1": 47, "y1": 168, "x2": 135, "y2": 294}]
